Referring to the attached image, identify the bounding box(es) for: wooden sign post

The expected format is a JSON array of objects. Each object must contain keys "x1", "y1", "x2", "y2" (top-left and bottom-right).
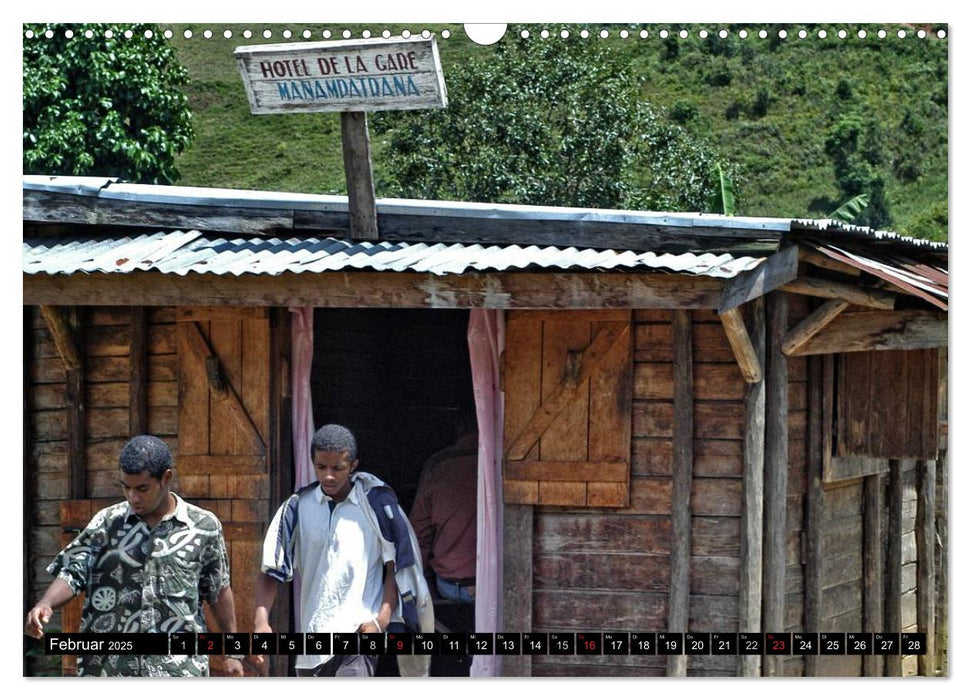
[{"x1": 236, "y1": 37, "x2": 448, "y2": 239}]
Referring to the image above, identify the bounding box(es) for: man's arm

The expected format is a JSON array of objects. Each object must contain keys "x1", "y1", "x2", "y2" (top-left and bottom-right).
[
  {"x1": 24, "y1": 578, "x2": 75, "y2": 639},
  {"x1": 208, "y1": 586, "x2": 243, "y2": 677},
  {"x1": 358, "y1": 562, "x2": 398, "y2": 633},
  {"x1": 251, "y1": 573, "x2": 283, "y2": 674}
]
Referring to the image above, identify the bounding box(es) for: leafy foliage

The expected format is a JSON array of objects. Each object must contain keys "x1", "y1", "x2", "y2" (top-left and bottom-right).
[
  {"x1": 823, "y1": 112, "x2": 892, "y2": 229},
  {"x1": 23, "y1": 23, "x2": 193, "y2": 184},
  {"x1": 372, "y1": 29, "x2": 738, "y2": 211}
]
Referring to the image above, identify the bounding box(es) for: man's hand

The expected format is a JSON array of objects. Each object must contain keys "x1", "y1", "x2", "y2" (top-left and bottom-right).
[
  {"x1": 24, "y1": 604, "x2": 53, "y2": 639},
  {"x1": 223, "y1": 658, "x2": 244, "y2": 677},
  {"x1": 252, "y1": 621, "x2": 273, "y2": 671}
]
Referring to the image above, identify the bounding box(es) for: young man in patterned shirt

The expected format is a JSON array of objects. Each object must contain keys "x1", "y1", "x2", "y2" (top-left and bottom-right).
[{"x1": 24, "y1": 435, "x2": 244, "y2": 677}]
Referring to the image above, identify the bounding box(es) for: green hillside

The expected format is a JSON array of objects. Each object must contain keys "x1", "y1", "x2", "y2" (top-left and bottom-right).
[{"x1": 166, "y1": 22, "x2": 947, "y2": 240}]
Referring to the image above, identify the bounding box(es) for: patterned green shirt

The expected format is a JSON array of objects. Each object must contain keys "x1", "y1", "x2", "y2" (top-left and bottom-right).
[{"x1": 47, "y1": 493, "x2": 231, "y2": 677}]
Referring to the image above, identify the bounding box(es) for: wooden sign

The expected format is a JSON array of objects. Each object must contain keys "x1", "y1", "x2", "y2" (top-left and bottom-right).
[{"x1": 235, "y1": 37, "x2": 448, "y2": 115}]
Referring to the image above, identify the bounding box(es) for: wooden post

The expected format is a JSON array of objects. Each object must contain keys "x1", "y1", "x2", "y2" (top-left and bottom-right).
[
  {"x1": 738, "y1": 299, "x2": 765, "y2": 677},
  {"x1": 864, "y1": 473, "x2": 884, "y2": 676},
  {"x1": 341, "y1": 112, "x2": 379, "y2": 240},
  {"x1": 129, "y1": 306, "x2": 148, "y2": 436},
  {"x1": 502, "y1": 504, "x2": 533, "y2": 677},
  {"x1": 935, "y1": 448, "x2": 948, "y2": 676},
  {"x1": 23, "y1": 308, "x2": 32, "y2": 676},
  {"x1": 803, "y1": 354, "x2": 827, "y2": 676},
  {"x1": 269, "y1": 307, "x2": 293, "y2": 677},
  {"x1": 916, "y1": 459, "x2": 936, "y2": 675},
  {"x1": 885, "y1": 459, "x2": 903, "y2": 676},
  {"x1": 667, "y1": 310, "x2": 693, "y2": 677},
  {"x1": 762, "y1": 291, "x2": 788, "y2": 677}
]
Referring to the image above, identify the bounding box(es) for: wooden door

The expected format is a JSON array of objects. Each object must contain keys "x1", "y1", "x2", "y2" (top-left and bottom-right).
[
  {"x1": 503, "y1": 310, "x2": 633, "y2": 507},
  {"x1": 177, "y1": 307, "x2": 271, "y2": 674}
]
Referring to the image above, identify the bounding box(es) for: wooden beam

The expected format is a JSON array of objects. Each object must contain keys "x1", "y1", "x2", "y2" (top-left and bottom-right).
[
  {"x1": 504, "y1": 461, "x2": 627, "y2": 482},
  {"x1": 39, "y1": 305, "x2": 82, "y2": 370},
  {"x1": 718, "y1": 245, "x2": 799, "y2": 313},
  {"x1": 25, "y1": 188, "x2": 784, "y2": 252},
  {"x1": 885, "y1": 459, "x2": 903, "y2": 676},
  {"x1": 762, "y1": 291, "x2": 788, "y2": 677},
  {"x1": 787, "y1": 311, "x2": 947, "y2": 355},
  {"x1": 129, "y1": 306, "x2": 148, "y2": 436},
  {"x1": 803, "y1": 354, "x2": 827, "y2": 677},
  {"x1": 780, "y1": 277, "x2": 896, "y2": 309},
  {"x1": 341, "y1": 111, "x2": 379, "y2": 240},
  {"x1": 798, "y1": 245, "x2": 862, "y2": 276},
  {"x1": 667, "y1": 310, "x2": 693, "y2": 677},
  {"x1": 738, "y1": 297, "x2": 765, "y2": 678},
  {"x1": 916, "y1": 459, "x2": 937, "y2": 676},
  {"x1": 502, "y1": 504, "x2": 533, "y2": 677},
  {"x1": 24, "y1": 270, "x2": 726, "y2": 310},
  {"x1": 781, "y1": 298, "x2": 849, "y2": 357},
  {"x1": 864, "y1": 473, "x2": 885, "y2": 676},
  {"x1": 719, "y1": 306, "x2": 763, "y2": 383}
]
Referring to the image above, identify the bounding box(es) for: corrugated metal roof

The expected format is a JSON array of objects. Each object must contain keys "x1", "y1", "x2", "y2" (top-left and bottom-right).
[
  {"x1": 805, "y1": 241, "x2": 948, "y2": 310},
  {"x1": 22, "y1": 231, "x2": 764, "y2": 279},
  {"x1": 791, "y1": 218, "x2": 948, "y2": 251}
]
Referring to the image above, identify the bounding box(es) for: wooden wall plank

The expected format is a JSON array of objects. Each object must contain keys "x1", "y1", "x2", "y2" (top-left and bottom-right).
[
  {"x1": 503, "y1": 314, "x2": 543, "y2": 500},
  {"x1": 885, "y1": 459, "x2": 903, "y2": 676},
  {"x1": 177, "y1": 320, "x2": 211, "y2": 456},
  {"x1": 916, "y1": 460, "x2": 936, "y2": 675},
  {"x1": 503, "y1": 504, "x2": 533, "y2": 677},
  {"x1": 667, "y1": 309, "x2": 692, "y2": 677},
  {"x1": 863, "y1": 473, "x2": 884, "y2": 676}
]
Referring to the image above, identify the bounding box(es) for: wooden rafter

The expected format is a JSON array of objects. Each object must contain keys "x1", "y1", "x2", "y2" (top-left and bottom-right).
[
  {"x1": 781, "y1": 298, "x2": 850, "y2": 356},
  {"x1": 718, "y1": 245, "x2": 799, "y2": 313},
  {"x1": 780, "y1": 276, "x2": 896, "y2": 309},
  {"x1": 786, "y1": 310, "x2": 946, "y2": 355},
  {"x1": 39, "y1": 305, "x2": 82, "y2": 371},
  {"x1": 798, "y1": 245, "x2": 862, "y2": 276},
  {"x1": 718, "y1": 307, "x2": 763, "y2": 383}
]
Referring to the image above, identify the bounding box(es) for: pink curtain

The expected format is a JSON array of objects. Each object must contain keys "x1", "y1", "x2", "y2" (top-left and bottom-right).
[
  {"x1": 290, "y1": 307, "x2": 316, "y2": 490},
  {"x1": 289, "y1": 306, "x2": 316, "y2": 626},
  {"x1": 468, "y1": 309, "x2": 505, "y2": 677}
]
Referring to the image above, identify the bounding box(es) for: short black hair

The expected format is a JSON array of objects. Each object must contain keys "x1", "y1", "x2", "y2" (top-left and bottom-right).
[
  {"x1": 119, "y1": 435, "x2": 173, "y2": 480},
  {"x1": 311, "y1": 424, "x2": 358, "y2": 461}
]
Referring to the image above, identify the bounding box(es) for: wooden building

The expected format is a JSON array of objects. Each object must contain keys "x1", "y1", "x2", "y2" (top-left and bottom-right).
[{"x1": 22, "y1": 175, "x2": 948, "y2": 677}]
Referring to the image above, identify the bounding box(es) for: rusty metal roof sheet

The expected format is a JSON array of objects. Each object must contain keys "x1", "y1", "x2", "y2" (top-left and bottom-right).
[
  {"x1": 804, "y1": 240, "x2": 948, "y2": 311},
  {"x1": 22, "y1": 231, "x2": 765, "y2": 278}
]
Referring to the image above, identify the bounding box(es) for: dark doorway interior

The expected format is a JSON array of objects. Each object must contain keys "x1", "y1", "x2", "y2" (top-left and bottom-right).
[{"x1": 310, "y1": 308, "x2": 475, "y2": 513}]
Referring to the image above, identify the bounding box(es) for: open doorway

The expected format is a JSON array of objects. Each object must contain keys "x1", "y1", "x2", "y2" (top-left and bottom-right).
[
  {"x1": 310, "y1": 308, "x2": 475, "y2": 511},
  {"x1": 310, "y1": 308, "x2": 477, "y2": 676}
]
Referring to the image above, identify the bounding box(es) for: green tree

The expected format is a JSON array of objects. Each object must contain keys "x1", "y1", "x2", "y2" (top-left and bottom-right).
[
  {"x1": 23, "y1": 23, "x2": 193, "y2": 184},
  {"x1": 372, "y1": 27, "x2": 738, "y2": 212},
  {"x1": 823, "y1": 112, "x2": 891, "y2": 229}
]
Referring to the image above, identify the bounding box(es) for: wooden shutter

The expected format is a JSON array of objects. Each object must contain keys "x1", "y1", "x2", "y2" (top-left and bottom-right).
[
  {"x1": 503, "y1": 310, "x2": 632, "y2": 507},
  {"x1": 177, "y1": 307, "x2": 271, "y2": 675},
  {"x1": 825, "y1": 348, "x2": 940, "y2": 482}
]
